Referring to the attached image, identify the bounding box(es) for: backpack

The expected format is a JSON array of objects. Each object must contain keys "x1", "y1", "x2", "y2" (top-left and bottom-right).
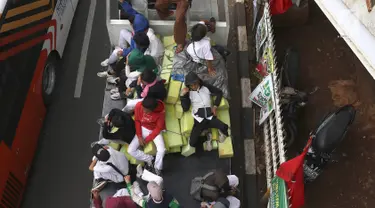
[{"x1": 190, "y1": 171, "x2": 228, "y2": 201}]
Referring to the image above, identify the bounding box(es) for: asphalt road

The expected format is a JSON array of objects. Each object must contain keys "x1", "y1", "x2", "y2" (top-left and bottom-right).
[{"x1": 21, "y1": 0, "x2": 110, "y2": 207}]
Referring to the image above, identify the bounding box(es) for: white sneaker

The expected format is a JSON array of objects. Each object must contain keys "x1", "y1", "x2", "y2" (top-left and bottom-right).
[
  {"x1": 205, "y1": 140, "x2": 213, "y2": 151},
  {"x1": 110, "y1": 92, "x2": 122, "y2": 100},
  {"x1": 218, "y1": 130, "x2": 227, "y2": 143},
  {"x1": 132, "y1": 181, "x2": 144, "y2": 197},
  {"x1": 97, "y1": 71, "x2": 108, "y2": 78},
  {"x1": 136, "y1": 164, "x2": 143, "y2": 178},
  {"x1": 110, "y1": 88, "x2": 119, "y2": 94},
  {"x1": 107, "y1": 76, "x2": 119, "y2": 84},
  {"x1": 101, "y1": 59, "x2": 109, "y2": 67}
]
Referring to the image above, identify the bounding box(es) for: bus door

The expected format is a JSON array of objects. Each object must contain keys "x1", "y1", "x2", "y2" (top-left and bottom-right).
[{"x1": 0, "y1": 142, "x2": 27, "y2": 208}]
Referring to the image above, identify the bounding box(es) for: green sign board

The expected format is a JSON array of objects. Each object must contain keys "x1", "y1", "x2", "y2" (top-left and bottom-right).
[{"x1": 269, "y1": 176, "x2": 289, "y2": 208}]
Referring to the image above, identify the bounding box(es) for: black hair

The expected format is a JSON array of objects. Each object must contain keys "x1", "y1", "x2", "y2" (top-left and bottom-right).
[
  {"x1": 115, "y1": 58, "x2": 126, "y2": 71},
  {"x1": 142, "y1": 97, "x2": 158, "y2": 111},
  {"x1": 110, "y1": 113, "x2": 124, "y2": 128},
  {"x1": 133, "y1": 32, "x2": 150, "y2": 50},
  {"x1": 141, "y1": 69, "x2": 157, "y2": 83},
  {"x1": 191, "y1": 24, "x2": 207, "y2": 42}
]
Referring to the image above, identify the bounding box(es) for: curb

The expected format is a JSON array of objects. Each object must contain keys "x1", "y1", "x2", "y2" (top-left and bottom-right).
[{"x1": 235, "y1": 0, "x2": 258, "y2": 207}]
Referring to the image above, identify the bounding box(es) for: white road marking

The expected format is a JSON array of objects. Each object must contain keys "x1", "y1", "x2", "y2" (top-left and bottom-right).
[{"x1": 74, "y1": 0, "x2": 97, "y2": 98}]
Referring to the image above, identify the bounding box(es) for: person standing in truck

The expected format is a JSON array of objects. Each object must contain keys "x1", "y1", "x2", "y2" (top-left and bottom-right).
[
  {"x1": 128, "y1": 97, "x2": 166, "y2": 175},
  {"x1": 155, "y1": 0, "x2": 191, "y2": 53}
]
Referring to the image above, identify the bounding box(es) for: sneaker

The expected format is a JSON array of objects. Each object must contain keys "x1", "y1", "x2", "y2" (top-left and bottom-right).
[
  {"x1": 97, "y1": 118, "x2": 105, "y2": 127},
  {"x1": 97, "y1": 71, "x2": 109, "y2": 78},
  {"x1": 91, "y1": 180, "x2": 107, "y2": 192},
  {"x1": 132, "y1": 181, "x2": 144, "y2": 197},
  {"x1": 107, "y1": 76, "x2": 119, "y2": 84},
  {"x1": 136, "y1": 164, "x2": 144, "y2": 178},
  {"x1": 218, "y1": 130, "x2": 227, "y2": 143},
  {"x1": 205, "y1": 140, "x2": 213, "y2": 151},
  {"x1": 101, "y1": 59, "x2": 109, "y2": 67},
  {"x1": 110, "y1": 88, "x2": 119, "y2": 94},
  {"x1": 110, "y1": 92, "x2": 123, "y2": 100}
]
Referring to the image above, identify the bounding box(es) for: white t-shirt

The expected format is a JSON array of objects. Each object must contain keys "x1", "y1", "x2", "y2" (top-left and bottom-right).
[
  {"x1": 93, "y1": 147, "x2": 129, "y2": 183},
  {"x1": 189, "y1": 86, "x2": 213, "y2": 123},
  {"x1": 186, "y1": 36, "x2": 214, "y2": 63},
  {"x1": 144, "y1": 28, "x2": 165, "y2": 59}
]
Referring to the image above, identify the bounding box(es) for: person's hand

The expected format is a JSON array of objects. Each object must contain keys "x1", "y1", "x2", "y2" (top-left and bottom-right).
[
  {"x1": 228, "y1": 187, "x2": 237, "y2": 195},
  {"x1": 137, "y1": 76, "x2": 142, "y2": 85},
  {"x1": 208, "y1": 67, "x2": 216, "y2": 76},
  {"x1": 138, "y1": 137, "x2": 145, "y2": 147},
  {"x1": 180, "y1": 87, "x2": 189, "y2": 96},
  {"x1": 125, "y1": 88, "x2": 133, "y2": 96},
  {"x1": 211, "y1": 106, "x2": 217, "y2": 116},
  {"x1": 118, "y1": 0, "x2": 124, "y2": 3},
  {"x1": 124, "y1": 175, "x2": 131, "y2": 183},
  {"x1": 92, "y1": 190, "x2": 99, "y2": 199},
  {"x1": 126, "y1": 53, "x2": 131, "y2": 65},
  {"x1": 117, "y1": 49, "x2": 123, "y2": 57}
]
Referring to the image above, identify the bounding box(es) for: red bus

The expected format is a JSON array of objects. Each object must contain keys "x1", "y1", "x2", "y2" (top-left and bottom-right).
[{"x1": 0, "y1": 0, "x2": 79, "y2": 207}]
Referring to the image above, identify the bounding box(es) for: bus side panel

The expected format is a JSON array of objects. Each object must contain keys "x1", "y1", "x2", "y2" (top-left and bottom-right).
[
  {"x1": 0, "y1": 143, "x2": 26, "y2": 208},
  {"x1": 11, "y1": 49, "x2": 48, "y2": 173}
]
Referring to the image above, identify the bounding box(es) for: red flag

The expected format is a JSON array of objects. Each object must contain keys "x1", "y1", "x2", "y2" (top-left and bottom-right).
[
  {"x1": 276, "y1": 137, "x2": 313, "y2": 208},
  {"x1": 270, "y1": 0, "x2": 293, "y2": 15}
]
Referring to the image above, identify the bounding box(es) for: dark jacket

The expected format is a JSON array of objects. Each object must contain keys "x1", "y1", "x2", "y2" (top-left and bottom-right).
[
  {"x1": 102, "y1": 109, "x2": 136, "y2": 144},
  {"x1": 133, "y1": 80, "x2": 167, "y2": 101}
]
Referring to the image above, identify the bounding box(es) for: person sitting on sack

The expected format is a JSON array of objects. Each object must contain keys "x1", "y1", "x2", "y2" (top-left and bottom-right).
[
  {"x1": 128, "y1": 97, "x2": 166, "y2": 175},
  {"x1": 180, "y1": 72, "x2": 229, "y2": 152},
  {"x1": 89, "y1": 143, "x2": 129, "y2": 188},
  {"x1": 110, "y1": 48, "x2": 159, "y2": 100},
  {"x1": 186, "y1": 19, "x2": 217, "y2": 76},
  {"x1": 97, "y1": 108, "x2": 135, "y2": 144},
  {"x1": 191, "y1": 169, "x2": 240, "y2": 207},
  {"x1": 123, "y1": 68, "x2": 167, "y2": 113},
  {"x1": 92, "y1": 176, "x2": 137, "y2": 208}
]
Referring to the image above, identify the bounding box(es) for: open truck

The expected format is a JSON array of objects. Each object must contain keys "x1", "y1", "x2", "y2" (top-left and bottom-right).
[{"x1": 96, "y1": 0, "x2": 251, "y2": 207}]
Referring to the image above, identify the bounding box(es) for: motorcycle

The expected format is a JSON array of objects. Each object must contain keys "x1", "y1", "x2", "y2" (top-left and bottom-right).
[
  {"x1": 279, "y1": 47, "x2": 309, "y2": 147},
  {"x1": 303, "y1": 104, "x2": 356, "y2": 182}
]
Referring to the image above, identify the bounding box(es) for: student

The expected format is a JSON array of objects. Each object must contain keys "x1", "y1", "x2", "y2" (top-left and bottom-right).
[
  {"x1": 186, "y1": 20, "x2": 217, "y2": 76},
  {"x1": 146, "y1": 181, "x2": 181, "y2": 208},
  {"x1": 122, "y1": 69, "x2": 167, "y2": 112},
  {"x1": 155, "y1": 0, "x2": 190, "y2": 53},
  {"x1": 98, "y1": 108, "x2": 135, "y2": 144},
  {"x1": 98, "y1": 32, "x2": 150, "y2": 80},
  {"x1": 144, "y1": 27, "x2": 165, "y2": 66},
  {"x1": 89, "y1": 143, "x2": 129, "y2": 184},
  {"x1": 180, "y1": 72, "x2": 229, "y2": 150},
  {"x1": 92, "y1": 176, "x2": 137, "y2": 208},
  {"x1": 128, "y1": 97, "x2": 166, "y2": 175},
  {"x1": 110, "y1": 49, "x2": 158, "y2": 100}
]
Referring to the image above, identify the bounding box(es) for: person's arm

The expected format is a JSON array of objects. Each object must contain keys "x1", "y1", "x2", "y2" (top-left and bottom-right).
[
  {"x1": 89, "y1": 158, "x2": 98, "y2": 171},
  {"x1": 93, "y1": 192, "x2": 103, "y2": 208},
  {"x1": 134, "y1": 103, "x2": 143, "y2": 139},
  {"x1": 119, "y1": 0, "x2": 138, "y2": 16},
  {"x1": 169, "y1": 198, "x2": 181, "y2": 208},
  {"x1": 180, "y1": 89, "x2": 191, "y2": 112},
  {"x1": 204, "y1": 83, "x2": 223, "y2": 107},
  {"x1": 144, "y1": 111, "x2": 165, "y2": 143}
]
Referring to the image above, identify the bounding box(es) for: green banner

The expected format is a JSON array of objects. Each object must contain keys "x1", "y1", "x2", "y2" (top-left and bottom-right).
[{"x1": 269, "y1": 176, "x2": 289, "y2": 208}]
